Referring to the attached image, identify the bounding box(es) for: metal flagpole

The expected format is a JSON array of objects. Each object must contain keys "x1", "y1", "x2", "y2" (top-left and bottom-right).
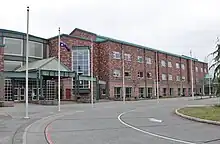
[
  {"x1": 58, "y1": 27, "x2": 61, "y2": 112},
  {"x1": 122, "y1": 44, "x2": 125, "y2": 104},
  {"x1": 190, "y1": 50, "x2": 194, "y2": 100},
  {"x1": 156, "y1": 51, "x2": 159, "y2": 103},
  {"x1": 90, "y1": 39, "x2": 94, "y2": 107},
  {"x1": 24, "y1": 6, "x2": 30, "y2": 119}
]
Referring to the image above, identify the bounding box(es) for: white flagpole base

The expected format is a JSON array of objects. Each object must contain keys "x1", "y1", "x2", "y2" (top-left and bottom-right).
[{"x1": 24, "y1": 116, "x2": 30, "y2": 119}]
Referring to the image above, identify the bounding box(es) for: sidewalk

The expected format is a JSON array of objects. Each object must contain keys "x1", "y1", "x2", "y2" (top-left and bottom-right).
[{"x1": 0, "y1": 103, "x2": 58, "y2": 144}]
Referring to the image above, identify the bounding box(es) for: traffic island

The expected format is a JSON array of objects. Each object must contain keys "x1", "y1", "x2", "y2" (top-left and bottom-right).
[{"x1": 175, "y1": 105, "x2": 220, "y2": 125}]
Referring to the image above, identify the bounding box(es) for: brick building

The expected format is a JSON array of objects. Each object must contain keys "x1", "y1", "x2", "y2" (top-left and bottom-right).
[{"x1": 0, "y1": 28, "x2": 208, "y2": 103}]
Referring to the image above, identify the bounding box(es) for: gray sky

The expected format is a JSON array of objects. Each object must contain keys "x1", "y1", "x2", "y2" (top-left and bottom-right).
[{"x1": 1, "y1": 0, "x2": 219, "y2": 66}]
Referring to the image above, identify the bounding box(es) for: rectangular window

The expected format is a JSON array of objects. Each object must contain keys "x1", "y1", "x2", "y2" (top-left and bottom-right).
[
  {"x1": 29, "y1": 41, "x2": 43, "y2": 58},
  {"x1": 139, "y1": 88, "x2": 145, "y2": 98},
  {"x1": 201, "y1": 68, "x2": 203, "y2": 73},
  {"x1": 113, "y1": 69, "x2": 121, "y2": 77},
  {"x1": 146, "y1": 57, "x2": 152, "y2": 64},
  {"x1": 4, "y1": 37, "x2": 23, "y2": 56},
  {"x1": 4, "y1": 60, "x2": 22, "y2": 71},
  {"x1": 204, "y1": 68, "x2": 207, "y2": 73},
  {"x1": 148, "y1": 88, "x2": 153, "y2": 97},
  {"x1": 124, "y1": 71, "x2": 131, "y2": 77},
  {"x1": 124, "y1": 53, "x2": 131, "y2": 61},
  {"x1": 125, "y1": 87, "x2": 132, "y2": 98},
  {"x1": 146, "y1": 72, "x2": 152, "y2": 79},
  {"x1": 112, "y1": 51, "x2": 121, "y2": 59},
  {"x1": 176, "y1": 75, "x2": 180, "y2": 81},
  {"x1": 168, "y1": 74, "x2": 172, "y2": 81},
  {"x1": 161, "y1": 60, "x2": 166, "y2": 67},
  {"x1": 162, "y1": 74, "x2": 167, "y2": 80},
  {"x1": 176, "y1": 63, "x2": 180, "y2": 69},
  {"x1": 182, "y1": 76, "x2": 185, "y2": 81},
  {"x1": 114, "y1": 87, "x2": 121, "y2": 99},
  {"x1": 181, "y1": 64, "x2": 185, "y2": 70},
  {"x1": 168, "y1": 61, "x2": 172, "y2": 67},
  {"x1": 137, "y1": 56, "x2": 143, "y2": 63},
  {"x1": 138, "y1": 72, "x2": 144, "y2": 78},
  {"x1": 196, "y1": 67, "x2": 198, "y2": 72}
]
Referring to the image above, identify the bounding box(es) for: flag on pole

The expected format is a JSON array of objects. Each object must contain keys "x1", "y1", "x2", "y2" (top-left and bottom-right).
[{"x1": 60, "y1": 41, "x2": 70, "y2": 51}]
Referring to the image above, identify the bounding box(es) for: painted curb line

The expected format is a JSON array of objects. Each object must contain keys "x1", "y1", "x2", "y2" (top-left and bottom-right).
[{"x1": 175, "y1": 107, "x2": 220, "y2": 126}]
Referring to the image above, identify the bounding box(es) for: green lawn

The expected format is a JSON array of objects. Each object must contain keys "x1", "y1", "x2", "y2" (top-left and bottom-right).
[{"x1": 178, "y1": 106, "x2": 220, "y2": 121}]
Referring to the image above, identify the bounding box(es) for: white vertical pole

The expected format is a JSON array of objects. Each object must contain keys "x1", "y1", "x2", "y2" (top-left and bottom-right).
[
  {"x1": 122, "y1": 45, "x2": 125, "y2": 103},
  {"x1": 190, "y1": 50, "x2": 194, "y2": 100},
  {"x1": 209, "y1": 72, "x2": 211, "y2": 96},
  {"x1": 24, "y1": 6, "x2": 30, "y2": 119},
  {"x1": 58, "y1": 27, "x2": 61, "y2": 112},
  {"x1": 90, "y1": 39, "x2": 94, "y2": 107},
  {"x1": 156, "y1": 51, "x2": 159, "y2": 102}
]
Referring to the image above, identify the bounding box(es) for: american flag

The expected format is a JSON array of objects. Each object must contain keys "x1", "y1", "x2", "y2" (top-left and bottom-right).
[{"x1": 60, "y1": 41, "x2": 70, "y2": 51}]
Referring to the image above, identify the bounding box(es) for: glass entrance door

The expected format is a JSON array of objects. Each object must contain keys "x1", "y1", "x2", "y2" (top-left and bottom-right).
[
  {"x1": 20, "y1": 88, "x2": 25, "y2": 101},
  {"x1": 14, "y1": 88, "x2": 19, "y2": 101}
]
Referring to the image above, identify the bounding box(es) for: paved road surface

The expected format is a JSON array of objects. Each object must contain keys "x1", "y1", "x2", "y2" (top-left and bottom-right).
[{"x1": 1, "y1": 97, "x2": 220, "y2": 144}]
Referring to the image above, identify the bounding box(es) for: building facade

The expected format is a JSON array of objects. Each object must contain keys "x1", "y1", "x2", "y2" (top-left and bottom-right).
[{"x1": 0, "y1": 28, "x2": 208, "y2": 102}]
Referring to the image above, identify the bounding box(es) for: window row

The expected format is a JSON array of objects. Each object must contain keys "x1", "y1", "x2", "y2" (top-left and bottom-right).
[
  {"x1": 161, "y1": 60, "x2": 185, "y2": 70},
  {"x1": 112, "y1": 51, "x2": 152, "y2": 64},
  {"x1": 113, "y1": 69, "x2": 152, "y2": 78},
  {"x1": 4, "y1": 37, "x2": 43, "y2": 58},
  {"x1": 162, "y1": 74, "x2": 185, "y2": 81}
]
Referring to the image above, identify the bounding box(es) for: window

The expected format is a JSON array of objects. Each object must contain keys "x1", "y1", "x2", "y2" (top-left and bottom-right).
[
  {"x1": 146, "y1": 57, "x2": 152, "y2": 64},
  {"x1": 201, "y1": 68, "x2": 203, "y2": 73},
  {"x1": 113, "y1": 69, "x2": 121, "y2": 77},
  {"x1": 114, "y1": 87, "x2": 121, "y2": 99},
  {"x1": 137, "y1": 56, "x2": 143, "y2": 63},
  {"x1": 204, "y1": 68, "x2": 207, "y2": 73},
  {"x1": 181, "y1": 64, "x2": 185, "y2": 70},
  {"x1": 112, "y1": 51, "x2": 121, "y2": 59},
  {"x1": 168, "y1": 74, "x2": 172, "y2": 81},
  {"x1": 196, "y1": 67, "x2": 198, "y2": 72},
  {"x1": 176, "y1": 75, "x2": 180, "y2": 81},
  {"x1": 124, "y1": 71, "x2": 131, "y2": 77},
  {"x1": 4, "y1": 60, "x2": 22, "y2": 71},
  {"x1": 182, "y1": 76, "x2": 185, "y2": 81},
  {"x1": 147, "y1": 72, "x2": 152, "y2": 79},
  {"x1": 168, "y1": 61, "x2": 172, "y2": 67},
  {"x1": 162, "y1": 74, "x2": 167, "y2": 80},
  {"x1": 139, "y1": 88, "x2": 145, "y2": 98},
  {"x1": 125, "y1": 87, "x2": 132, "y2": 98},
  {"x1": 176, "y1": 63, "x2": 180, "y2": 69},
  {"x1": 161, "y1": 60, "x2": 166, "y2": 67},
  {"x1": 28, "y1": 41, "x2": 43, "y2": 58},
  {"x1": 4, "y1": 37, "x2": 23, "y2": 56},
  {"x1": 124, "y1": 53, "x2": 131, "y2": 61},
  {"x1": 138, "y1": 72, "x2": 144, "y2": 78}
]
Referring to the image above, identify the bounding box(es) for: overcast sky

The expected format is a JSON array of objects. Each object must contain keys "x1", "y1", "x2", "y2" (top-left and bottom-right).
[{"x1": 1, "y1": 0, "x2": 219, "y2": 66}]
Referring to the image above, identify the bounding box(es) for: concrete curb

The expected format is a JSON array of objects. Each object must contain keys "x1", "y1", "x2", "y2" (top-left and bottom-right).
[{"x1": 175, "y1": 106, "x2": 220, "y2": 126}]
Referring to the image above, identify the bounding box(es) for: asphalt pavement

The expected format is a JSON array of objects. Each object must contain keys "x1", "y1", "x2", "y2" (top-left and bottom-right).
[{"x1": 1, "y1": 97, "x2": 220, "y2": 144}]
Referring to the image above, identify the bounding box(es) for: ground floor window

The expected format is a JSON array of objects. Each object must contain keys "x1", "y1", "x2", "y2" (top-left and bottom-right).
[
  {"x1": 126, "y1": 87, "x2": 132, "y2": 98},
  {"x1": 139, "y1": 88, "x2": 144, "y2": 98},
  {"x1": 73, "y1": 79, "x2": 89, "y2": 89},
  {"x1": 183, "y1": 88, "x2": 186, "y2": 96},
  {"x1": 147, "y1": 88, "x2": 153, "y2": 98},
  {"x1": 169, "y1": 88, "x2": 173, "y2": 96},
  {"x1": 178, "y1": 88, "x2": 181, "y2": 96},
  {"x1": 188, "y1": 88, "x2": 191, "y2": 96},
  {"x1": 163, "y1": 88, "x2": 166, "y2": 96},
  {"x1": 114, "y1": 87, "x2": 121, "y2": 99},
  {"x1": 4, "y1": 79, "x2": 12, "y2": 101}
]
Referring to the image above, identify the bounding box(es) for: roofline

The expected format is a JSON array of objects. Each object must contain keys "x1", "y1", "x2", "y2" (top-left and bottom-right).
[
  {"x1": 99, "y1": 39, "x2": 206, "y2": 63},
  {"x1": 0, "y1": 29, "x2": 47, "y2": 41},
  {"x1": 48, "y1": 34, "x2": 92, "y2": 42},
  {"x1": 69, "y1": 28, "x2": 97, "y2": 36},
  {"x1": 0, "y1": 44, "x2": 5, "y2": 47}
]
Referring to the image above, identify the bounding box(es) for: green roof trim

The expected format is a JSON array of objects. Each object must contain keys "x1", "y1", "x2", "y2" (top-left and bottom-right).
[
  {"x1": 48, "y1": 34, "x2": 91, "y2": 42},
  {"x1": 0, "y1": 29, "x2": 47, "y2": 41},
  {"x1": 0, "y1": 44, "x2": 5, "y2": 47},
  {"x1": 95, "y1": 35, "x2": 203, "y2": 62}
]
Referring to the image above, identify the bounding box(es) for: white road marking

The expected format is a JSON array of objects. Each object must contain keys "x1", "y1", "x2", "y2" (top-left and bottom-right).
[
  {"x1": 148, "y1": 118, "x2": 163, "y2": 123},
  {"x1": 22, "y1": 110, "x2": 84, "y2": 144},
  {"x1": 118, "y1": 110, "x2": 196, "y2": 144}
]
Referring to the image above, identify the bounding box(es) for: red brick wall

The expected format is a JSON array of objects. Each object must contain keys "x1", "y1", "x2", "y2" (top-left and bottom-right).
[
  {"x1": 0, "y1": 46, "x2": 4, "y2": 101},
  {"x1": 69, "y1": 29, "x2": 96, "y2": 41}
]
